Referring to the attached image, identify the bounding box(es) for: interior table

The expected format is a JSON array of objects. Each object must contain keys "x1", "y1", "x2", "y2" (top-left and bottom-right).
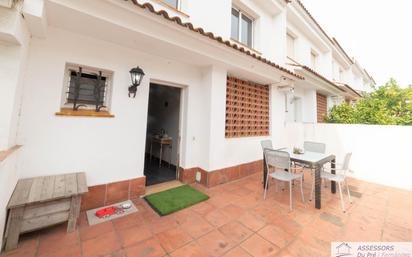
[
  {"x1": 150, "y1": 136, "x2": 173, "y2": 168},
  {"x1": 263, "y1": 148, "x2": 335, "y2": 209}
]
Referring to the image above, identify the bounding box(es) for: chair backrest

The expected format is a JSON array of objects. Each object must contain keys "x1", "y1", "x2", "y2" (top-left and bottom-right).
[
  {"x1": 304, "y1": 141, "x2": 326, "y2": 154},
  {"x1": 260, "y1": 140, "x2": 273, "y2": 152},
  {"x1": 342, "y1": 152, "x2": 352, "y2": 171},
  {"x1": 264, "y1": 149, "x2": 290, "y2": 170}
]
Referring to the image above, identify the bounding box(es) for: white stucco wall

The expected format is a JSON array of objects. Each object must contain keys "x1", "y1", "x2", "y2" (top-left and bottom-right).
[
  {"x1": 0, "y1": 6, "x2": 30, "y2": 248},
  {"x1": 207, "y1": 80, "x2": 288, "y2": 170},
  {"x1": 16, "y1": 25, "x2": 292, "y2": 183},
  {"x1": 17, "y1": 27, "x2": 213, "y2": 186},
  {"x1": 285, "y1": 123, "x2": 412, "y2": 191}
]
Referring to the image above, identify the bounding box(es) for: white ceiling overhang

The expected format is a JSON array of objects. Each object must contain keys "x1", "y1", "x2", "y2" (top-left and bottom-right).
[
  {"x1": 42, "y1": 0, "x2": 301, "y2": 85},
  {"x1": 294, "y1": 67, "x2": 344, "y2": 96}
]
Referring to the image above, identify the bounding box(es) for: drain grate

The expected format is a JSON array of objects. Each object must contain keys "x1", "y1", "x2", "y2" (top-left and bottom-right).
[
  {"x1": 320, "y1": 212, "x2": 344, "y2": 227},
  {"x1": 350, "y1": 190, "x2": 362, "y2": 198}
]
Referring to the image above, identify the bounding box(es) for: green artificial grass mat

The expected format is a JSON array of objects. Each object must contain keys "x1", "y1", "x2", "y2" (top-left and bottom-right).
[{"x1": 144, "y1": 185, "x2": 209, "y2": 216}]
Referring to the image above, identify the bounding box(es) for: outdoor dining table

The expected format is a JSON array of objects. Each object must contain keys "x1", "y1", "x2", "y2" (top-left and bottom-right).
[{"x1": 263, "y1": 148, "x2": 336, "y2": 209}]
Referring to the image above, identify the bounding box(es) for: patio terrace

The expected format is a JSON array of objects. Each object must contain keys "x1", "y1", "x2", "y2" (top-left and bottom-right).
[{"x1": 1, "y1": 170, "x2": 411, "y2": 257}]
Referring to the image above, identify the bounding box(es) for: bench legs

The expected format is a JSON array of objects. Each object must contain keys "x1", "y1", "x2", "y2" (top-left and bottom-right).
[
  {"x1": 67, "y1": 195, "x2": 81, "y2": 233},
  {"x1": 5, "y1": 207, "x2": 24, "y2": 251}
]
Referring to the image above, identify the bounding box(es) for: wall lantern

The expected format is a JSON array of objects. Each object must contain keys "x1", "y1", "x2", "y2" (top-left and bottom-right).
[{"x1": 128, "y1": 66, "x2": 145, "y2": 98}]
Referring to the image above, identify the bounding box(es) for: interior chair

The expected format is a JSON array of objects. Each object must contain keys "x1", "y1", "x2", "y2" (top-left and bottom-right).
[
  {"x1": 310, "y1": 152, "x2": 353, "y2": 212},
  {"x1": 263, "y1": 149, "x2": 304, "y2": 211}
]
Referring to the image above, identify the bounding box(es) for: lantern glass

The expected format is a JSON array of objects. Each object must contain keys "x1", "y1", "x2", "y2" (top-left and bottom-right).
[{"x1": 129, "y1": 66, "x2": 145, "y2": 86}]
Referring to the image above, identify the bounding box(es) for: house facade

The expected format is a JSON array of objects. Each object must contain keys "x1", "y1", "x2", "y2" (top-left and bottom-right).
[{"x1": 0, "y1": 0, "x2": 374, "y2": 245}]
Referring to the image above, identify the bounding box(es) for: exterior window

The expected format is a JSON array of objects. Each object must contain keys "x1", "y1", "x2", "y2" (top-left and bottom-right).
[
  {"x1": 160, "y1": 0, "x2": 178, "y2": 9},
  {"x1": 311, "y1": 50, "x2": 318, "y2": 70},
  {"x1": 231, "y1": 7, "x2": 253, "y2": 48},
  {"x1": 287, "y1": 33, "x2": 295, "y2": 59},
  {"x1": 231, "y1": 9, "x2": 239, "y2": 40},
  {"x1": 339, "y1": 68, "x2": 343, "y2": 81},
  {"x1": 62, "y1": 63, "x2": 113, "y2": 111}
]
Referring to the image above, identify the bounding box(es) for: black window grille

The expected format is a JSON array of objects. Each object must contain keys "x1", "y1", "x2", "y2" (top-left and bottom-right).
[{"x1": 66, "y1": 67, "x2": 108, "y2": 112}]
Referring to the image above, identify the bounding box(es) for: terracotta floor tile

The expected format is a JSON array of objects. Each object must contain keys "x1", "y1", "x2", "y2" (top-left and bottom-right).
[
  {"x1": 268, "y1": 214, "x2": 302, "y2": 236},
  {"x1": 81, "y1": 231, "x2": 121, "y2": 257},
  {"x1": 191, "y1": 201, "x2": 215, "y2": 215},
  {"x1": 223, "y1": 246, "x2": 252, "y2": 257},
  {"x1": 38, "y1": 244, "x2": 82, "y2": 257},
  {"x1": 221, "y1": 204, "x2": 245, "y2": 220},
  {"x1": 237, "y1": 212, "x2": 266, "y2": 232},
  {"x1": 101, "y1": 249, "x2": 127, "y2": 257},
  {"x1": 124, "y1": 238, "x2": 166, "y2": 257},
  {"x1": 204, "y1": 209, "x2": 232, "y2": 227},
  {"x1": 231, "y1": 187, "x2": 254, "y2": 197},
  {"x1": 117, "y1": 224, "x2": 152, "y2": 247},
  {"x1": 308, "y1": 216, "x2": 344, "y2": 240},
  {"x1": 112, "y1": 213, "x2": 145, "y2": 230},
  {"x1": 171, "y1": 208, "x2": 195, "y2": 225},
  {"x1": 0, "y1": 238, "x2": 38, "y2": 257},
  {"x1": 285, "y1": 238, "x2": 328, "y2": 257},
  {"x1": 258, "y1": 225, "x2": 294, "y2": 249},
  {"x1": 274, "y1": 248, "x2": 295, "y2": 257},
  {"x1": 169, "y1": 242, "x2": 210, "y2": 257},
  {"x1": 298, "y1": 228, "x2": 332, "y2": 253},
  {"x1": 232, "y1": 195, "x2": 261, "y2": 209},
  {"x1": 80, "y1": 221, "x2": 114, "y2": 241},
  {"x1": 155, "y1": 227, "x2": 193, "y2": 253},
  {"x1": 382, "y1": 223, "x2": 412, "y2": 241},
  {"x1": 241, "y1": 234, "x2": 280, "y2": 257},
  {"x1": 149, "y1": 216, "x2": 179, "y2": 234},
  {"x1": 181, "y1": 215, "x2": 214, "y2": 238},
  {"x1": 37, "y1": 227, "x2": 79, "y2": 257},
  {"x1": 4, "y1": 174, "x2": 412, "y2": 257},
  {"x1": 342, "y1": 219, "x2": 382, "y2": 241},
  {"x1": 78, "y1": 212, "x2": 89, "y2": 228},
  {"x1": 218, "y1": 221, "x2": 253, "y2": 244},
  {"x1": 208, "y1": 195, "x2": 231, "y2": 208},
  {"x1": 197, "y1": 230, "x2": 236, "y2": 257}
]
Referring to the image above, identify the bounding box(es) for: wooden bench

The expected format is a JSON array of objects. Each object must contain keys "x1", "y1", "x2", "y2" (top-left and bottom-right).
[{"x1": 4, "y1": 172, "x2": 88, "y2": 251}]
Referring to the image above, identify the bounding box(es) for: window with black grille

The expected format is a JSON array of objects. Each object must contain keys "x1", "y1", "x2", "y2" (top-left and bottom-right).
[
  {"x1": 62, "y1": 64, "x2": 113, "y2": 112},
  {"x1": 67, "y1": 71, "x2": 107, "y2": 105}
]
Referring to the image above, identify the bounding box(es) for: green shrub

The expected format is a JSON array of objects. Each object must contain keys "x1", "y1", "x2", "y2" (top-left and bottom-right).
[{"x1": 325, "y1": 79, "x2": 412, "y2": 125}]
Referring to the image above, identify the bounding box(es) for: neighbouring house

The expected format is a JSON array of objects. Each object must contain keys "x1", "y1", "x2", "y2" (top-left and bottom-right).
[{"x1": 0, "y1": 0, "x2": 375, "y2": 246}]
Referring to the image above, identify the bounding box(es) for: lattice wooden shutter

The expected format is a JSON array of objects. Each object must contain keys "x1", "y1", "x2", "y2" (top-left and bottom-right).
[
  {"x1": 317, "y1": 93, "x2": 327, "y2": 123},
  {"x1": 225, "y1": 76, "x2": 270, "y2": 138}
]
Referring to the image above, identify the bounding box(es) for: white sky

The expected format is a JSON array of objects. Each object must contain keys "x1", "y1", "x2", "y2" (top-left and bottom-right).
[{"x1": 300, "y1": 0, "x2": 412, "y2": 88}]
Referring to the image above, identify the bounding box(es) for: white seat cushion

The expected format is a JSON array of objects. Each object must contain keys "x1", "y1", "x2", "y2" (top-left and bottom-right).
[
  {"x1": 320, "y1": 171, "x2": 345, "y2": 182},
  {"x1": 269, "y1": 170, "x2": 302, "y2": 182}
]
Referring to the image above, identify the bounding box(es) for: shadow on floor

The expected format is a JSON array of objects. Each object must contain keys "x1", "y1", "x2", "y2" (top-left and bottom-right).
[{"x1": 144, "y1": 155, "x2": 177, "y2": 186}]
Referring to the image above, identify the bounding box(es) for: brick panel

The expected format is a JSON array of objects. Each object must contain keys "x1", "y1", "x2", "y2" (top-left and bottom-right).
[
  {"x1": 316, "y1": 93, "x2": 327, "y2": 123},
  {"x1": 81, "y1": 176, "x2": 146, "y2": 211},
  {"x1": 225, "y1": 76, "x2": 270, "y2": 138}
]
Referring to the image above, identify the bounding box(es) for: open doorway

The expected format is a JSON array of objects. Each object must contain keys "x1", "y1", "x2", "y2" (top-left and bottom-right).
[{"x1": 144, "y1": 83, "x2": 181, "y2": 186}]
